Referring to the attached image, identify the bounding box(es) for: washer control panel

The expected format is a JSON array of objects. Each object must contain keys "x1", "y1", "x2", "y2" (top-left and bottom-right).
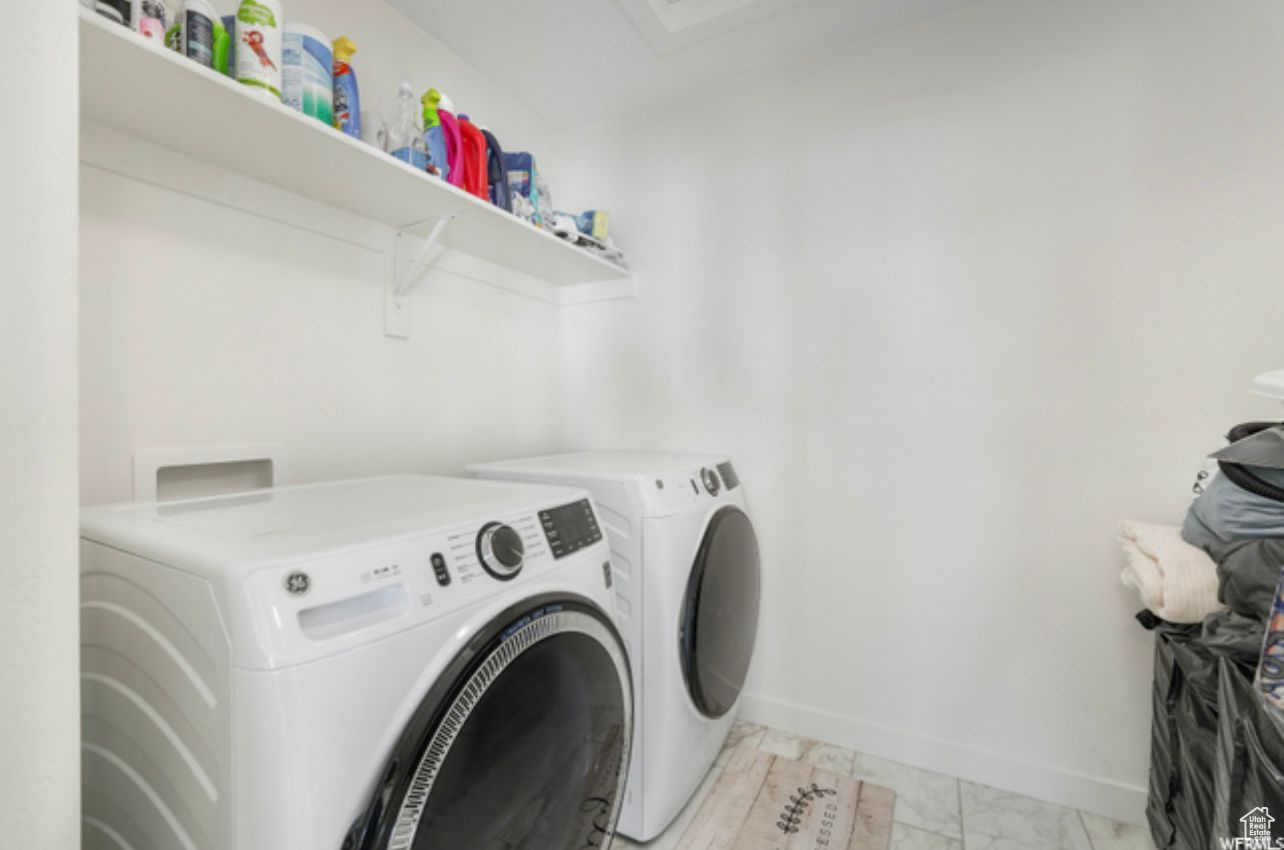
[
  {"x1": 249, "y1": 500, "x2": 615, "y2": 664},
  {"x1": 539, "y1": 498, "x2": 603, "y2": 559},
  {"x1": 444, "y1": 513, "x2": 545, "y2": 588}
]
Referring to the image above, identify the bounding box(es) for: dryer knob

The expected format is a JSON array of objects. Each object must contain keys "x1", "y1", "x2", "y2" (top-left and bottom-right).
[
  {"x1": 701, "y1": 467, "x2": 722, "y2": 496},
  {"x1": 477, "y1": 522, "x2": 525, "y2": 580}
]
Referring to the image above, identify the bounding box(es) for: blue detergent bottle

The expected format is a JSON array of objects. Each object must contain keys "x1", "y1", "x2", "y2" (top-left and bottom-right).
[{"x1": 421, "y1": 89, "x2": 450, "y2": 180}]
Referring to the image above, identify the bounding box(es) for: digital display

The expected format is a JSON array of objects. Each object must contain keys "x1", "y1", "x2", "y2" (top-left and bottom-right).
[
  {"x1": 717, "y1": 461, "x2": 740, "y2": 491},
  {"x1": 540, "y1": 499, "x2": 603, "y2": 559}
]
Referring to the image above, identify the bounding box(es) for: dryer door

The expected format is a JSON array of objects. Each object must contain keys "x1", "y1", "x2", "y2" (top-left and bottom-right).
[
  {"x1": 346, "y1": 596, "x2": 632, "y2": 850},
  {"x1": 680, "y1": 506, "x2": 762, "y2": 719}
]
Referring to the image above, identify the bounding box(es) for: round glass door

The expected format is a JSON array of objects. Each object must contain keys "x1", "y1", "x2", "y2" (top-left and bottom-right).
[
  {"x1": 347, "y1": 599, "x2": 632, "y2": 850},
  {"x1": 680, "y1": 506, "x2": 762, "y2": 719}
]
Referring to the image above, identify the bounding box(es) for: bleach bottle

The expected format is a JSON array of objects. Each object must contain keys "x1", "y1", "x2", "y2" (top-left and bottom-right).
[{"x1": 421, "y1": 89, "x2": 450, "y2": 181}]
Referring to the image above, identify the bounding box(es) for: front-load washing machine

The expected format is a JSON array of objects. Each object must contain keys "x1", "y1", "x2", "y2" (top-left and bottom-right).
[
  {"x1": 468, "y1": 453, "x2": 761, "y2": 841},
  {"x1": 79, "y1": 475, "x2": 633, "y2": 850}
]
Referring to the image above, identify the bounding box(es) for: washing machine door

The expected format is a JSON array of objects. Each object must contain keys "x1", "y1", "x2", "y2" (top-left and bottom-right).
[
  {"x1": 680, "y1": 506, "x2": 762, "y2": 719},
  {"x1": 345, "y1": 596, "x2": 632, "y2": 850}
]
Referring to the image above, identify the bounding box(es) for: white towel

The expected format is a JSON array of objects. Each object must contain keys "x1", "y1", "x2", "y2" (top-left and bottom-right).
[{"x1": 1118, "y1": 520, "x2": 1222, "y2": 624}]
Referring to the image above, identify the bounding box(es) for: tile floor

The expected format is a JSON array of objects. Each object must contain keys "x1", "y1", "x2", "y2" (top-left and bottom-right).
[{"x1": 614, "y1": 723, "x2": 1155, "y2": 850}]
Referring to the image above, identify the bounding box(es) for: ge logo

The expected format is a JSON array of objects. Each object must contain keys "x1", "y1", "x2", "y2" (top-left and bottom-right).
[{"x1": 284, "y1": 572, "x2": 311, "y2": 596}]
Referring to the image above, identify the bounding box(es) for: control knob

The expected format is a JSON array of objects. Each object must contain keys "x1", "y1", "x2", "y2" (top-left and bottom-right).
[
  {"x1": 700, "y1": 467, "x2": 722, "y2": 496},
  {"x1": 476, "y1": 522, "x2": 525, "y2": 580}
]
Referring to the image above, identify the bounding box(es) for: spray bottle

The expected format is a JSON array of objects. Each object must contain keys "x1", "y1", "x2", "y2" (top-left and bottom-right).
[
  {"x1": 332, "y1": 37, "x2": 362, "y2": 138},
  {"x1": 388, "y1": 79, "x2": 429, "y2": 171}
]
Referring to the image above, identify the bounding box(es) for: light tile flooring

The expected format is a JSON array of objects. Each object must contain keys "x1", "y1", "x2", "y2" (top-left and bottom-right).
[{"x1": 615, "y1": 723, "x2": 1155, "y2": 850}]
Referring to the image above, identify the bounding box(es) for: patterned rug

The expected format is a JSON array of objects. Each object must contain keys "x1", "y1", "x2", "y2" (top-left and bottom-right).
[{"x1": 675, "y1": 745, "x2": 896, "y2": 850}]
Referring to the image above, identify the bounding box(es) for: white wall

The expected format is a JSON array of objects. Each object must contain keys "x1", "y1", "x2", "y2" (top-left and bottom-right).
[
  {"x1": 554, "y1": 0, "x2": 1284, "y2": 820},
  {"x1": 80, "y1": 0, "x2": 565, "y2": 505},
  {"x1": 0, "y1": 1, "x2": 81, "y2": 847}
]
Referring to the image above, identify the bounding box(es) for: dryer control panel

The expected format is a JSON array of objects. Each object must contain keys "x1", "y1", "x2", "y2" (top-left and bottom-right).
[{"x1": 639, "y1": 461, "x2": 743, "y2": 517}]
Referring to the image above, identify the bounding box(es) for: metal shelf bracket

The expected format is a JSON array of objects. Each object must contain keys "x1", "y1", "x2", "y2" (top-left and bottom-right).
[{"x1": 386, "y1": 214, "x2": 459, "y2": 339}]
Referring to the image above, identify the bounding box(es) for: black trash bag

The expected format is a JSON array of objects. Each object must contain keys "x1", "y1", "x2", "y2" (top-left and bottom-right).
[
  {"x1": 1208, "y1": 538, "x2": 1284, "y2": 621},
  {"x1": 1202, "y1": 609, "x2": 1269, "y2": 668},
  {"x1": 1170, "y1": 639, "x2": 1225, "y2": 850},
  {"x1": 1147, "y1": 625, "x2": 1189, "y2": 850},
  {"x1": 1211, "y1": 657, "x2": 1284, "y2": 842},
  {"x1": 1147, "y1": 624, "x2": 1220, "y2": 850}
]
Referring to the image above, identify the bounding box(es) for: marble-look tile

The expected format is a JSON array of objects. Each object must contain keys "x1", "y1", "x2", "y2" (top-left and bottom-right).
[
  {"x1": 617, "y1": 757, "x2": 725, "y2": 850},
  {"x1": 759, "y1": 728, "x2": 857, "y2": 775},
  {"x1": 716, "y1": 720, "x2": 767, "y2": 766},
  {"x1": 964, "y1": 833, "x2": 1066, "y2": 850},
  {"x1": 893, "y1": 823, "x2": 965, "y2": 850},
  {"x1": 852, "y1": 753, "x2": 963, "y2": 841},
  {"x1": 1079, "y1": 813, "x2": 1155, "y2": 850},
  {"x1": 960, "y1": 782, "x2": 1092, "y2": 850}
]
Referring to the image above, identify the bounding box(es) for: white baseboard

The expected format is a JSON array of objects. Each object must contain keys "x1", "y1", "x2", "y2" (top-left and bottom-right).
[{"x1": 737, "y1": 693, "x2": 1148, "y2": 826}]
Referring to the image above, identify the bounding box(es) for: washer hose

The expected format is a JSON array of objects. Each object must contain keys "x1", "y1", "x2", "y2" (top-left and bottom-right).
[{"x1": 1218, "y1": 421, "x2": 1284, "y2": 503}]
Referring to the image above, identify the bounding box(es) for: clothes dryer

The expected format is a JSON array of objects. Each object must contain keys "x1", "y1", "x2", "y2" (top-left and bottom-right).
[{"x1": 469, "y1": 453, "x2": 761, "y2": 841}]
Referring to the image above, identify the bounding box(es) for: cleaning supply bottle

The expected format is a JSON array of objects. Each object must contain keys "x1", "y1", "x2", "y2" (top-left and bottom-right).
[
  {"x1": 576, "y1": 210, "x2": 610, "y2": 241},
  {"x1": 95, "y1": 0, "x2": 129, "y2": 26},
  {"x1": 332, "y1": 37, "x2": 361, "y2": 138},
  {"x1": 166, "y1": 0, "x2": 223, "y2": 70},
  {"x1": 388, "y1": 79, "x2": 428, "y2": 171},
  {"x1": 215, "y1": 17, "x2": 230, "y2": 74},
  {"x1": 281, "y1": 22, "x2": 332, "y2": 125},
  {"x1": 217, "y1": 15, "x2": 234, "y2": 75},
  {"x1": 421, "y1": 90, "x2": 450, "y2": 181},
  {"x1": 479, "y1": 128, "x2": 511, "y2": 211},
  {"x1": 434, "y1": 92, "x2": 464, "y2": 189},
  {"x1": 135, "y1": 0, "x2": 167, "y2": 40},
  {"x1": 456, "y1": 115, "x2": 489, "y2": 200},
  {"x1": 234, "y1": 0, "x2": 283, "y2": 101}
]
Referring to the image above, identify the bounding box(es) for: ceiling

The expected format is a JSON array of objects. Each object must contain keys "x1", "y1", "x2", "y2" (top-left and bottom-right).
[{"x1": 387, "y1": 0, "x2": 980, "y2": 129}]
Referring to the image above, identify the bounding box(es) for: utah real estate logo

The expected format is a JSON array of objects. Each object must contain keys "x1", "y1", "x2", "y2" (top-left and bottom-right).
[{"x1": 1220, "y1": 807, "x2": 1282, "y2": 850}]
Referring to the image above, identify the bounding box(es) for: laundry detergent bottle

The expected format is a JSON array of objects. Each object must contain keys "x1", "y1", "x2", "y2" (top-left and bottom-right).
[
  {"x1": 456, "y1": 115, "x2": 489, "y2": 200},
  {"x1": 332, "y1": 37, "x2": 362, "y2": 138},
  {"x1": 421, "y1": 89, "x2": 450, "y2": 180},
  {"x1": 234, "y1": 0, "x2": 284, "y2": 101},
  {"x1": 434, "y1": 92, "x2": 464, "y2": 189},
  {"x1": 282, "y1": 23, "x2": 333, "y2": 124}
]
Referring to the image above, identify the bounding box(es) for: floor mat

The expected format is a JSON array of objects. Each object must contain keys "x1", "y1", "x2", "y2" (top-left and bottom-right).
[{"x1": 675, "y1": 745, "x2": 896, "y2": 850}]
